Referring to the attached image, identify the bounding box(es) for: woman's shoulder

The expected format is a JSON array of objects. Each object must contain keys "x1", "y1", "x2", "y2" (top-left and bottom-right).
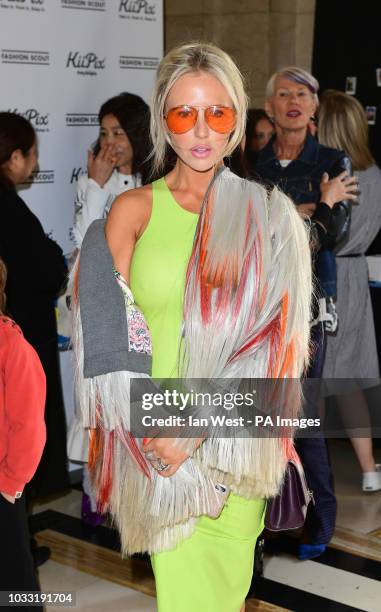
[
  {"x1": 106, "y1": 183, "x2": 153, "y2": 234},
  {"x1": 219, "y1": 170, "x2": 270, "y2": 216},
  {"x1": 111, "y1": 183, "x2": 152, "y2": 211},
  {"x1": 0, "y1": 316, "x2": 44, "y2": 379},
  {"x1": 224, "y1": 169, "x2": 268, "y2": 195},
  {"x1": 0, "y1": 317, "x2": 23, "y2": 344},
  {"x1": 0, "y1": 187, "x2": 22, "y2": 208},
  {"x1": 315, "y1": 141, "x2": 346, "y2": 163},
  {"x1": 357, "y1": 164, "x2": 381, "y2": 184},
  {"x1": 0, "y1": 188, "x2": 34, "y2": 223}
]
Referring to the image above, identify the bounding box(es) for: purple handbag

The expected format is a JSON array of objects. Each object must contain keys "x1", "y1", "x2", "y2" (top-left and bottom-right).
[{"x1": 265, "y1": 459, "x2": 314, "y2": 531}]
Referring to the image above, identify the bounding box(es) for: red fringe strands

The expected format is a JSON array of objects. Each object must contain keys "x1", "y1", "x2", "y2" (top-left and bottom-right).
[
  {"x1": 116, "y1": 427, "x2": 151, "y2": 480},
  {"x1": 97, "y1": 430, "x2": 114, "y2": 512}
]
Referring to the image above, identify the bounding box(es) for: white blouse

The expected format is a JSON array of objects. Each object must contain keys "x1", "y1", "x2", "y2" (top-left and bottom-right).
[{"x1": 72, "y1": 169, "x2": 141, "y2": 248}]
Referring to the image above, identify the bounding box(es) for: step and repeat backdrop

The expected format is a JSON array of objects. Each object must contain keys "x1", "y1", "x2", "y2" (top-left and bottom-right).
[
  {"x1": 0, "y1": 0, "x2": 163, "y2": 454},
  {"x1": 0, "y1": 0, "x2": 163, "y2": 250}
]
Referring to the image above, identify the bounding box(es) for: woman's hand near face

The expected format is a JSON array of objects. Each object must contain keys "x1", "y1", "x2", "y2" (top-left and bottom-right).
[
  {"x1": 87, "y1": 144, "x2": 118, "y2": 188},
  {"x1": 320, "y1": 171, "x2": 359, "y2": 208}
]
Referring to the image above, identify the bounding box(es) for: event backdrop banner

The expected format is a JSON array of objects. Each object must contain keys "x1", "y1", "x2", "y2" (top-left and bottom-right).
[
  {"x1": 0, "y1": 0, "x2": 163, "y2": 453},
  {"x1": 0, "y1": 0, "x2": 163, "y2": 251}
]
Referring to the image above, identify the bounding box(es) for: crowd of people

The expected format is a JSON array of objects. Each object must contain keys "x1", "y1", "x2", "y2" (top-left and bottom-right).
[{"x1": 1, "y1": 40, "x2": 381, "y2": 611}]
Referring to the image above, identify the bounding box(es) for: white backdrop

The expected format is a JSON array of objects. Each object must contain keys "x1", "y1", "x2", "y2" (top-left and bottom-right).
[{"x1": 0, "y1": 0, "x2": 163, "y2": 463}]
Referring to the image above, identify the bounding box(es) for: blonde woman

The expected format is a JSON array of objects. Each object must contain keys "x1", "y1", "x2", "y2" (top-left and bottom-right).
[
  {"x1": 74, "y1": 43, "x2": 312, "y2": 611},
  {"x1": 319, "y1": 90, "x2": 381, "y2": 491}
]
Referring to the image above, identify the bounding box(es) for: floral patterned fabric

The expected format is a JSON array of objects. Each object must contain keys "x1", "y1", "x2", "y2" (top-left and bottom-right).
[{"x1": 113, "y1": 270, "x2": 152, "y2": 355}]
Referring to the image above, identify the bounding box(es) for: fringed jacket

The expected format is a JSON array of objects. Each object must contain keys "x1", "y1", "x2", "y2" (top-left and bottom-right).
[{"x1": 73, "y1": 168, "x2": 312, "y2": 555}]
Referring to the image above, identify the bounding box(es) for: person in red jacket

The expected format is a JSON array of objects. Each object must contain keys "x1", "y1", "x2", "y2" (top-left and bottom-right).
[{"x1": 0, "y1": 257, "x2": 46, "y2": 601}]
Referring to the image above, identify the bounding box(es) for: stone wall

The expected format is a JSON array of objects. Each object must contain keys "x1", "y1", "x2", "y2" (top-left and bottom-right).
[{"x1": 165, "y1": 0, "x2": 316, "y2": 107}]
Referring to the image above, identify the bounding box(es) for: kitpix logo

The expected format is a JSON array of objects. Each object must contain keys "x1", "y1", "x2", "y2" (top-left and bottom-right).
[
  {"x1": 1, "y1": 49, "x2": 50, "y2": 66},
  {"x1": 0, "y1": 0, "x2": 45, "y2": 12},
  {"x1": 118, "y1": 0, "x2": 157, "y2": 22},
  {"x1": 66, "y1": 51, "x2": 105, "y2": 76},
  {"x1": 61, "y1": 0, "x2": 106, "y2": 11},
  {"x1": 9, "y1": 107, "x2": 49, "y2": 133},
  {"x1": 70, "y1": 167, "x2": 86, "y2": 183}
]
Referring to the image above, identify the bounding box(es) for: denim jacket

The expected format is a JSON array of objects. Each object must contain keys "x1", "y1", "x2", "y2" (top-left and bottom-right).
[{"x1": 255, "y1": 133, "x2": 351, "y2": 298}]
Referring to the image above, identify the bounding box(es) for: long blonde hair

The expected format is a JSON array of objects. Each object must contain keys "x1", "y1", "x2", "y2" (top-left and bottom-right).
[
  {"x1": 318, "y1": 90, "x2": 374, "y2": 171},
  {"x1": 150, "y1": 42, "x2": 248, "y2": 175}
]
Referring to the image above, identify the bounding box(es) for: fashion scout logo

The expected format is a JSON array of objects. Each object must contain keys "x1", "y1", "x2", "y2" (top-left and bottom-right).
[
  {"x1": 61, "y1": 0, "x2": 106, "y2": 11},
  {"x1": 0, "y1": 0, "x2": 45, "y2": 12},
  {"x1": 118, "y1": 0, "x2": 157, "y2": 21},
  {"x1": 9, "y1": 108, "x2": 49, "y2": 133},
  {"x1": 1, "y1": 49, "x2": 50, "y2": 65},
  {"x1": 22, "y1": 170, "x2": 55, "y2": 185},
  {"x1": 66, "y1": 51, "x2": 106, "y2": 76},
  {"x1": 65, "y1": 113, "x2": 99, "y2": 127},
  {"x1": 119, "y1": 56, "x2": 159, "y2": 70}
]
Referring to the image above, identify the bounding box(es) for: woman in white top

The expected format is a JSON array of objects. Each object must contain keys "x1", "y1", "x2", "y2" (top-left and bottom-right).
[
  {"x1": 70, "y1": 93, "x2": 152, "y2": 523},
  {"x1": 72, "y1": 92, "x2": 152, "y2": 248}
]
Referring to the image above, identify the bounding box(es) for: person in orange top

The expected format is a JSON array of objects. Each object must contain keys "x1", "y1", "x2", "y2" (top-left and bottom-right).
[{"x1": 0, "y1": 257, "x2": 46, "y2": 600}]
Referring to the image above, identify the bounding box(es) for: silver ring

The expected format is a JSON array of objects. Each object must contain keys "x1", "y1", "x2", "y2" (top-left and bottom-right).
[
  {"x1": 155, "y1": 458, "x2": 170, "y2": 472},
  {"x1": 145, "y1": 450, "x2": 156, "y2": 461}
]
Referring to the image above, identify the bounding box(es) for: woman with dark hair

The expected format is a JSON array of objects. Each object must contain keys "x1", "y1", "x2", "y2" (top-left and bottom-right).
[
  {"x1": 0, "y1": 112, "x2": 68, "y2": 497},
  {"x1": 245, "y1": 108, "x2": 274, "y2": 156},
  {"x1": 0, "y1": 257, "x2": 46, "y2": 604},
  {"x1": 72, "y1": 92, "x2": 152, "y2": 247},
  {"x1": 70, "y1": 93, "x2": 152, "y2": 521}
]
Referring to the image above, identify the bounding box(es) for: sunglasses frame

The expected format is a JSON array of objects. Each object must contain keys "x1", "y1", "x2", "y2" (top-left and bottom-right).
[{"x1": 164, "y1": 104, "x2": 237, "y2": 135}]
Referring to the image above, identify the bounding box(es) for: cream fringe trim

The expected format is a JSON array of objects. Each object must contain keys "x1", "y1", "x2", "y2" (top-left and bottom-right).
[{"x1": 74, "y1": 302, "x2": 287, "y2": 554}]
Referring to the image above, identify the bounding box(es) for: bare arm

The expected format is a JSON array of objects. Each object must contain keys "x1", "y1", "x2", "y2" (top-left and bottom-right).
[
  {"x1": 105, "y1": 187, "x2": 192, "y2": 477},
  {"x1": 106, "y1": 185, "x2": 204, "y2": 477},
  {"x1": 105, "y1": 185, "x2": 152, "y2": 281}
]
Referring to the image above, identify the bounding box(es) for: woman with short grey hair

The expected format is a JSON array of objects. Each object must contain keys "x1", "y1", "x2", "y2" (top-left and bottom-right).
[{"x1": 255, "y1": 66, "x2": 358, "y2": 561}]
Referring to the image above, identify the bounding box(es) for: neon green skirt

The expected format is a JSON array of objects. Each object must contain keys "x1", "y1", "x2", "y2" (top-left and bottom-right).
[{"x1": 151, "y1": 493, "x2": 266, "y2": 612}]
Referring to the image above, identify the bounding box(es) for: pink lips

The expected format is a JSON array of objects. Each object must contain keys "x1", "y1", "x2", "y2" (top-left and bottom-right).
[
  {"x1": 191, "y1": 145, "x2": 212, "y2": 158},
  {"x1": 287, "y1": 110, "x2": 302, "y2": 118}
]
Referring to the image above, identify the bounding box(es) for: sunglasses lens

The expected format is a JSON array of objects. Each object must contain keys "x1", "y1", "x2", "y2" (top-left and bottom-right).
[
  {"x1": 205, "y1": 106, "x2": 236, "y2": 133},
  {"x1": 166, "y1": 106, "x2": 197, "y2": 134}
]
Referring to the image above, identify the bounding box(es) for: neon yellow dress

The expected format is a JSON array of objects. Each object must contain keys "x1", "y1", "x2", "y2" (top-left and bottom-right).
[{"x1": 129, "y1": 177, "x2": 265, "y2": 612}]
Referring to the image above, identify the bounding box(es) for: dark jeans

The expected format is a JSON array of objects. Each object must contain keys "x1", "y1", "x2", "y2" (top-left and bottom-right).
[
  {"x1": 295, "y1": 436, "x2": 337, "y2": 545},
  {"x1": 0, "y1": 494, "x2": 42, "y2": 611},
  {"x1": 295, "y1": 323, "x2": 337, "y2": 545}
]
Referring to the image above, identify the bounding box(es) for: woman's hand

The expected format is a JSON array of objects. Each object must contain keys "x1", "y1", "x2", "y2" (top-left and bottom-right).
[
  {"x1": 87, "y1": 144, "x2": 118, "y2": 188},
  {"x1": 320, "y1": 171, "x2": 359, "y2": 208},
  {"x1": 142, "y1": 437, "x2": 204, "y2": 478},
  {"x1": 1, "y1": 491, "x2": 15, "y2": 504}
]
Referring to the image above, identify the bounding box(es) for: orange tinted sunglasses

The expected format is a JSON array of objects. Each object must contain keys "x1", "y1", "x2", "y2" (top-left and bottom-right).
[{"x1": 165, "y1": 105, "x2": 236, "y2": 134}]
